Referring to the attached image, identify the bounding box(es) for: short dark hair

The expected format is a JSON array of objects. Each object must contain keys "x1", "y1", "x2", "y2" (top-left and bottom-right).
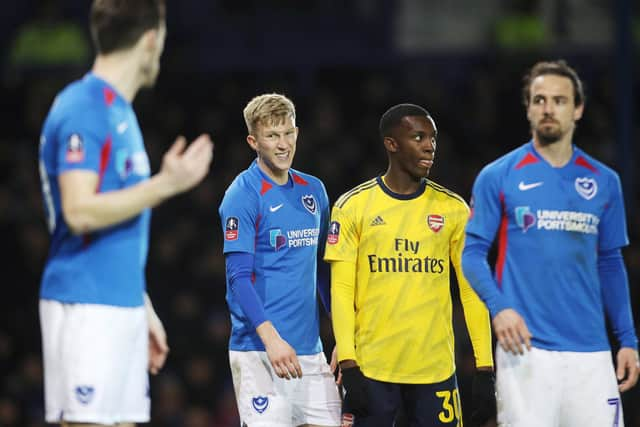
[
  {"x1": 90, "y1": 0, "x2": 166, "y2": 54},
  {"x1": 522, "y1": 60, "x2": 585, "y2": 107},
  {"x1": 379, "y1": 104, "x2": 433, "y2": 140}
]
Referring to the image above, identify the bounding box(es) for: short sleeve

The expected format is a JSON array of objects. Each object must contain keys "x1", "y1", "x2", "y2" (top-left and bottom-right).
[
  {"x1": 598, "y1": 172, "x2": 629, "y2": 251},
  {"x1": 324, "y1": 202, "x2": 359, "y2": 263},
  {"x1": 57, "y1": 106, "x2": 109, "y2": 174},
  {"x1": 219, "y1": 182, "x2": 260, "y2": 254}
]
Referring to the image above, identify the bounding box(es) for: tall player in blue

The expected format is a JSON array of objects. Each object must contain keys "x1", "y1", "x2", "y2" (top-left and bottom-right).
[
  {"x1": 38, "y1": 1, "x2": 213, "y2": 425},
  {"x1": 462, "y1": 60, "x2": 639, "y2": 426},
  {"x1": 219, "y1": 93, "x2": 341, "y2": 427}
]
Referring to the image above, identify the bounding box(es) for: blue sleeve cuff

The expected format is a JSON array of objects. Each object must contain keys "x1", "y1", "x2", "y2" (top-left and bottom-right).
[{"x1": 226, "y1": 252, "x2": 267, "y2": 329}]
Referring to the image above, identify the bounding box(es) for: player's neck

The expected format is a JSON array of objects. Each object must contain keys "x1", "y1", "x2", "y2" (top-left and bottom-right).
[
  {"x1": 257, "y1": 159, "x2": 289, "y2": 185},
  {"x1": 382, "y1": 169, "x2": 423, "y2": 195},
  {"x1": 532, "y1": 135, "x2": 573, "y2": 168},
  {"x1": 92, "y1": 53, "x2": 143, "y2": 103}
]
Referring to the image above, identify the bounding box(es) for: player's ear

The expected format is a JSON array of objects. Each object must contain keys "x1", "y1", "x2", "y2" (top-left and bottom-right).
[
  {"x1": 383, "y1": 136, "x2": 398, "y2": 153},
  {"x1": 140, "y1": 28, "x2": 158, "y2": 52},
  {"x1": 246, "y1": 134, "x2": 257, "y2": 151},
  {"x1": 573, "y1": 102, "x2": 584, "y2": 122}
]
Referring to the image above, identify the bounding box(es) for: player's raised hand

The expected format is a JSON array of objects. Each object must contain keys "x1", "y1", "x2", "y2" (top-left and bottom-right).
[
  {"x1": 492, "y1": 308, "x2": 532, "y2": 355},
  {"x1": 160, "y1": 133, "x2": 214, "y2": 196},
  {"x1": 616, "y1": 347, "x2": 640, "y2": 392}
]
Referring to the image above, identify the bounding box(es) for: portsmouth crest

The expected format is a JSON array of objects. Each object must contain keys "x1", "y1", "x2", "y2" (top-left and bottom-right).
[
  {"x1": 427, "y1": 214, "x2": 444, "y2": 232},
  {"x1": 75, "y1": 385, "x2": 95, "y2": 405},
  {"x1": 252, "y1": 396, "x2": 269, "y2": 414},
  {"x1": 575, "y1": 177, "x2": 597, "y2": 200},
  {"x1": 302, "y1": 194, "x2": 317, "y2": 214}
]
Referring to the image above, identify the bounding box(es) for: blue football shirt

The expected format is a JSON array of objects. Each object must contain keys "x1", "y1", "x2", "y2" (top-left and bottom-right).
[
  {"x1": 39, "y1": 73, "x2": 150, "y2": 307},
  {"x1": 466, "y1": 141, "x2": 629, "y2": 351},
  {"x1": 219, "y1": 160, "x2": 329, "y2": 355}
]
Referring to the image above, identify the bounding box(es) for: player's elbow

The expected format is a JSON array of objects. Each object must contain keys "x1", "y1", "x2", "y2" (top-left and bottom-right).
[{"x1": 62, "y1": 204, "x2": 95, "y2": 235}]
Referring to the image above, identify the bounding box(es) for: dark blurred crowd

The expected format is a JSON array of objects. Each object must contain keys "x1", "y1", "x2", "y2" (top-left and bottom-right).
[{"x1": 1, "y1": 2, "x2": 639, "y2": 427}]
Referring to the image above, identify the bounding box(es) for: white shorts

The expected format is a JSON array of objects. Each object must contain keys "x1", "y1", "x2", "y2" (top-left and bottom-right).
[
  {"x1": 229, "y1": 350, "x2": 341, "y2": 427},
  {"x1": 496, "y1": 346, "x2": 624, "y2": 427},
  {"x1": 40, "y1": 299, "x2": 150, "y2": 424}
]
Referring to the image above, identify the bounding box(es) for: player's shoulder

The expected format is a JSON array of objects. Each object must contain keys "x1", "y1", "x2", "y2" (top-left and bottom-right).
[
  {"x1": 290, "y1": 167, "x2": 326, "y2": 192},
  {"x1": 485, "y1": 143, "x2": 531, "y2": 172},
  {"x1": 49, "y1": 76, "x2": 108, "y2": 124},
  {"x1": 224, "y1": 167, "x2": 259, "y2": 195},
  {"x1": 334, "y1": 178, "x2": 378, "y2": 209},
  {"x1": 573, "y1": 146, "x2": 619, "y2": 180},
  {"x1": 475, "y1": 142, "x2": 532, "y2": 183},
  {"x1": 425, "y1": 180, "x2": 469, "y2": 210},
  {"x1": 58, "y1": 76, "x2": 103, "y2": 109}
]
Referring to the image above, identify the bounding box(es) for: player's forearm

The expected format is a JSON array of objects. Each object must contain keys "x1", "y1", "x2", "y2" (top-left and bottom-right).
[
  {"x1": 459, "y1": 278, "x2": 494, "y2": 367},
  {"x1": 256, "y1": 321, "x2": 283, "y2": 348},
  {"x1": 598, "y1": 248, "x2": 639, "y2": 349},
  {"x1": 330, "y1": 261, "x2": 357, "y2": 361},
  {"x1": 63, "y1": 172, "x2": 174, "y2": 234},
  {"x1": 461, "y1": 234, "x2": 509, "y2": 317}
]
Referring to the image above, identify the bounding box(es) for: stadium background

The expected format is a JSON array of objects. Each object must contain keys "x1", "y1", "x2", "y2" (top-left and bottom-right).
[{"x1": 0, "y1": 0, "x2": 638, "y2": 425}]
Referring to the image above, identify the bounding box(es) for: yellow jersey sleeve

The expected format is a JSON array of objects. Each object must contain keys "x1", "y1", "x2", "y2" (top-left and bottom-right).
[
  {"x1": 324, "y1": 200, "x2": 359, "y2": 263},
  {"x1": 330, "y1": 260, "x2": 357, "y2": 362}
]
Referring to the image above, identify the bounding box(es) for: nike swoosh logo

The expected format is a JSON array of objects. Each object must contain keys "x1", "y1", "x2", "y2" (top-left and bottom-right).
[
  {"x1": 518, "y1": 181, "x2": 544, "y2": 191},
  {"x1": 117, "y1": 121, "x2": 129, "y2": 134},
  {"x1": 269, "y1": 204, "x2": 284, "y2": 212}
]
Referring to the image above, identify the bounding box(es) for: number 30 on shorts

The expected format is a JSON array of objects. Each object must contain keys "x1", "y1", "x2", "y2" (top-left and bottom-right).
[{"x1": 436, "y1": 388, "x2": 462, "y2": 424}]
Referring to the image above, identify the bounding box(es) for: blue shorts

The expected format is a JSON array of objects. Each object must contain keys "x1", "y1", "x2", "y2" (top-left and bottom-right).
[{"x1": 343, "y1": 374, "x2": 461, "y2": 427}]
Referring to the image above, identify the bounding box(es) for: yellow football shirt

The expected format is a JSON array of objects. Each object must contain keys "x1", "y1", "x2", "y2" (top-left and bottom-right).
[{"x1": 325, "y1": 177, "x2": 492, "y2": 384}]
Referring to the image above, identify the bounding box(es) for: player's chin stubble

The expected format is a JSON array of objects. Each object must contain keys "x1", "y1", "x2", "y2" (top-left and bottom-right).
[{"x1": 534, "y1": 125, "x2": 562, "y2": 146}]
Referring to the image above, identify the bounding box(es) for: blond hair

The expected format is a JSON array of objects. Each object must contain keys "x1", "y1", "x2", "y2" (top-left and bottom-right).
[{"x1": 243, "y1": 93, "x2": 296, "y2": 135}]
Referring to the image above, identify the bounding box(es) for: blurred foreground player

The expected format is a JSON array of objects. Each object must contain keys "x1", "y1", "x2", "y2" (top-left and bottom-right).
[{"x1": 38, "y1": 1, "x2": 213, "y2": 425}]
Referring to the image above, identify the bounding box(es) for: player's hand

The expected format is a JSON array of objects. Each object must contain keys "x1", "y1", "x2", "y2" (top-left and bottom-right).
[
  {"x1": 492, "y1": 308, "x2": 532, "y2": 355},
  {"x1": 341, "y1": 364, "x2": 369, "y2": 417},
  {"x1": 160, "y1": 134, "x2": 214, "y2": 196},
  {"x1": 147, "y1": 309, "x2": 169, "y2": 375},
  {"x1": 616, "y1": 347, "x2": 640, "y2": 392},
  {"x1": 469, "y1": 369, "x2": 496, "y2": 427},
  {"x1": 264, "y1": 336, "x2": 302, "y2": 380}
]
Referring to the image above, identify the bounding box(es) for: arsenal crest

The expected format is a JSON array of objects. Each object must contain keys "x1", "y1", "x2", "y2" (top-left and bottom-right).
[
  {"x1": 427, "y1": 214, "x2": 444, "y2": 232},
  {"x1": 302, "y1": 194, "x2": 317, "y2": 214}
]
